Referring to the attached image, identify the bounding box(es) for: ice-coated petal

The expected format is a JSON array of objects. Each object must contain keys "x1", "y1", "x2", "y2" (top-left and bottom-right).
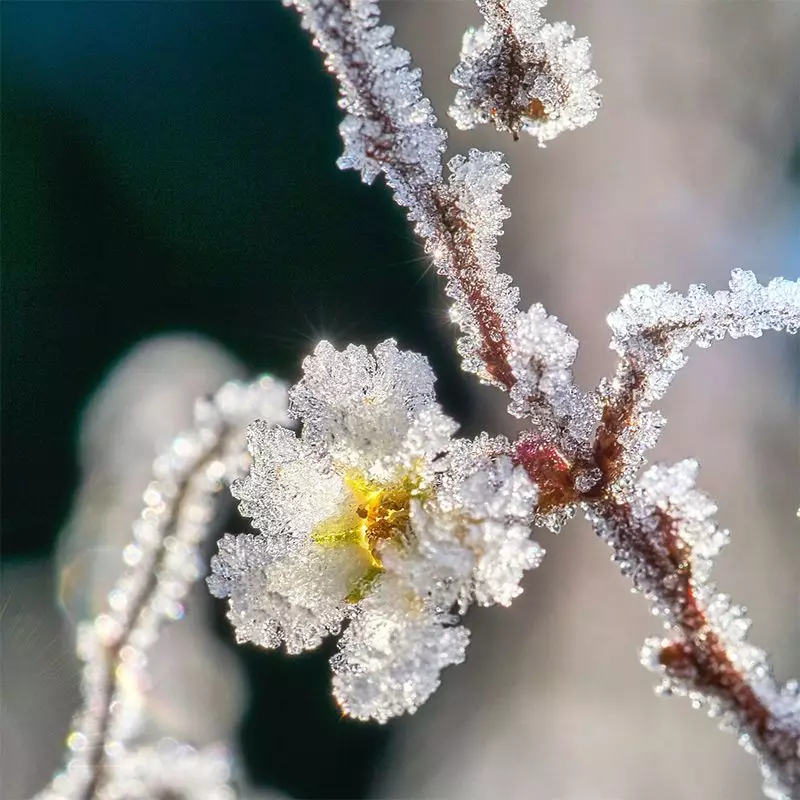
[
  {"x1": 290, "y1": 339, "x2": 441, "y2": 474},
  {"x1": 421, "y1": 437, "x2": 544, "y2": 607},
  {"x1": 232, "y1": 423, "x2": 344, "y2": 537},
  {"x1": 331, "y1": 586, "x2": 469, "y2": 723},
  {"x1": 208, "y1": 533, "x2": 363, "y2": 654}
]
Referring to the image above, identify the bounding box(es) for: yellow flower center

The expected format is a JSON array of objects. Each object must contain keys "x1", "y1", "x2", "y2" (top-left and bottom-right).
[{"x1": 312, "y1": 471, "x2": 419, "y2": 602}]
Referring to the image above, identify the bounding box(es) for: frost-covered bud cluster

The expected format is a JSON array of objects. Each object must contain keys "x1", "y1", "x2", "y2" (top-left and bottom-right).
[
  {"x1": 208, "y1": 339, "x2": 542, "y2": 722},
  {"x1": 588, "y1": 460, "x2": 800, "y2": 799},
  {"x1": 450, "y1": 0, "x2": 600, "y2": 143}
]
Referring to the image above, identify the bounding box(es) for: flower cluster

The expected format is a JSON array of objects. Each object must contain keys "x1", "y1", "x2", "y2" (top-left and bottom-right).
[
  {"x1": 208, "y1": 340, "x2": 542, "y2": 721},
  {"x1": 450, "y1": 0, "x2": 601, "y2": 143}
]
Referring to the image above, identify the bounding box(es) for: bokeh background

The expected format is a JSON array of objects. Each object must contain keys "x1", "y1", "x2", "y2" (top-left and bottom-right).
[{"x1": 3, "y1": 2, "x2": 799, "y2": 799}]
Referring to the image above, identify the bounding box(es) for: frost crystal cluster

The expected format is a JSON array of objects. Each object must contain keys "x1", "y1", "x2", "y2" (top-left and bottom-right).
[
  {"x1": 208, "y1": 340, "x2": 542, "y2": 721},
  {"x1": 36, "y1": 1, "x2": 800, "y2": 799},
  {"x1": 450, "y1": 0, "x2": 601, "y2": 143}
]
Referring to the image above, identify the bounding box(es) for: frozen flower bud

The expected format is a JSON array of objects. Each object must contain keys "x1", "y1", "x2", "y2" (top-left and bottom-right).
[
  {"x1": 450, "y1": 0, "x2": 601, "y2": 144},
  {"x1": 208, "y1": 339, "x2": 543, "y2": 721}
]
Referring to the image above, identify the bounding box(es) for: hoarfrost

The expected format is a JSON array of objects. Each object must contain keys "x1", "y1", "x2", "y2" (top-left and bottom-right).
[
  {"x1": 600, "y1": 270, "x2": 800, "y2": 486},
  {"x1": 450, "y1": 0, "x2": 601, "y2": 143}
]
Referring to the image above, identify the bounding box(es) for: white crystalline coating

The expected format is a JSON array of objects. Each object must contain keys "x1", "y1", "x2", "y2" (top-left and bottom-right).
[
  {"x1": 603, "y1": 270, "x2": 800, "y2": 482},
  {"x1": 637, "y1": 460, "x2": 728, "y2": 582},
  {"x1": 97, "y1": 741, "x2": 235, "y2": 800},
  {"x1": 508, "y1": 303, "x2": 599, "y2": 449},
  {"x1": 420, "y1": 436, "x2": 543, "y2": 608},
  {"x1": 450, "y1": 0, "x2": 601, "y2": 144},
  {"x1": 288, "y1": 0, "x2": 528, "y2": 390},
  {"x1": 445, "y1": 149, "x2": 522, "y2": 385},
  {"x1": 233, "y1": 424, "x2": 346, "y2": 538},
  {"x1": 590, "y1": 460, "x2": 800, "y2": 799},
  {"x1": 286, "y1": 0, "x2": 445, "y2": 204},
  {"x1": 208, "y1": 533, "x2": 358, "y2": 653},
  {"x1": 289, "y1": 339, "x2": 449, "y2": 479},
  {"x1": 608, "y1": 270, "x2": 800, "y2": 401},
  {"x1": 209, "y1": 340, "x2": 544, "y2": 722},
  {"x1": 331, "y1": 583, "x2": 469, "y2": 723}
]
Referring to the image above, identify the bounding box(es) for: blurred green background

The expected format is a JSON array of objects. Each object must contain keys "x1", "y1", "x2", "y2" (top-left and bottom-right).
[{"x1": 2, "y1": 2, "x2": 472, "y2": 797}]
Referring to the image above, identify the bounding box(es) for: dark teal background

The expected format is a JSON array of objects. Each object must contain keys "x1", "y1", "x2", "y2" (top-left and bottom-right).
[{"x1": 2, "y1": 2, "x2": 472, "y2": 796}]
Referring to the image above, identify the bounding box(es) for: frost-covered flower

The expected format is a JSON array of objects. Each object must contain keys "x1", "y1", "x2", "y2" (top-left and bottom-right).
[{"x1": 208, "y1": 339, "x2": 542, "y2": 721}]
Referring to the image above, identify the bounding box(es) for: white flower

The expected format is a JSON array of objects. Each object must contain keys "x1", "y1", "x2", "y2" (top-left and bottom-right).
[{"x1": 208, "y1": 339, "x2": 542, "y2": 721}]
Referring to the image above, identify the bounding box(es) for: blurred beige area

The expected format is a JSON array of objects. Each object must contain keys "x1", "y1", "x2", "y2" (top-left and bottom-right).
[{"x1": 381, "y1": 2, "x2": 800, "y2": 799}]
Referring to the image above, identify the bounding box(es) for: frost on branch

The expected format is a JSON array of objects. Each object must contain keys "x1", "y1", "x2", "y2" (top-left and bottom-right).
[
  {"x1": 38, "y1": 376, "x2": 289, "y2": 800},
  {"x1": 208, "y1": 339, "x2": 543, "y2": 721},
  {"x1": 596, "y1": 270, "x2": 800, "y2": 490},
  {"x1": 587, "y1": 461, "x2": 800, "y2": 800},
  {"x1": 444, "y1": 149, "x2": 521, "y2": 385},
  {"x1": 287, "y1": 0, "x2": 527, "y2": 390},
  {"x1": 450, "y1": 0, "x2": 601, "y2": 143}
]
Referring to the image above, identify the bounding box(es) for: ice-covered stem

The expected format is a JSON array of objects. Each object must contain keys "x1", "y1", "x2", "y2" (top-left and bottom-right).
[
  {"x1": 594, "y1": 270, "x2": 800, "y2": 492},
  {"x1": 450, "y1": 0, "x2": 601, "y2": 143},
  {"x1": 38, "y1": 378, "x2": 288, "y2": 800},
  {"x1": 509, "y1": 272, "x2": 800, "y2": 795},
  {"x1": 587, "y1": 463, "x2": 800, "y2": 799},
  {"x1": 286, "y1": 0, "x2": 524, "y2": 389}
]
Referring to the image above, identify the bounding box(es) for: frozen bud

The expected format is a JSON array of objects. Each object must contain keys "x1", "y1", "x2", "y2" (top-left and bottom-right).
[{"x1": 450, "y1": 0, "x2": 601, "y2": 143}]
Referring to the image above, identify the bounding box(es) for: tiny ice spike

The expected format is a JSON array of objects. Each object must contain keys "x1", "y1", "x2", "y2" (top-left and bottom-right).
[
  {"x1": 450, "y1": 0, "x2": 601, "y2": 143},
  {"x1": 208, "y1": 339, "x2": 543, "y2": 721}
]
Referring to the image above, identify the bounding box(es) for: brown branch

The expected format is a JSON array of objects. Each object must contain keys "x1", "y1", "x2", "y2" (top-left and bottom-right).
[
  {"x1": 296, "y1": 0, "x2": 518, "y2": 389},
  {"x1": 592, "y1": 498, "x2": 800, "y2": 796}
]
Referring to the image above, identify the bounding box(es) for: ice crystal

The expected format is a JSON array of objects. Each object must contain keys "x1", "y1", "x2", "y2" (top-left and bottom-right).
[
  {"x1": 444, "y1": 149, "x2": 522, "y2": 386},
  {"x1": 331, "y1": 584, "x2": 470, "y2": 723},
  {"x1": 287, "y1": 0, "x2": 445, "y2": 205},
  {"x1": 209, "y1": 339, "x2": 543, "y2": 721},
  {"x1": 450, "y1": 0, "x2": 601, "y2": 143}
]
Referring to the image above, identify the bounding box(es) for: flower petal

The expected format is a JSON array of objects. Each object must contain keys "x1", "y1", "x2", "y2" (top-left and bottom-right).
[{"x1": 331, "y1": 586, "x2": 469, "y2": 722}]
